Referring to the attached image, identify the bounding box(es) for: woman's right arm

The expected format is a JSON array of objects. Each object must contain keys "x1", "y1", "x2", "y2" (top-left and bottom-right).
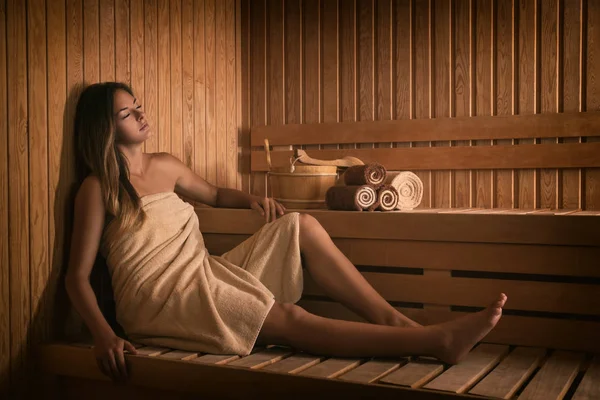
[{"x1": 64, "y1": 175, "x2": 137, "y2": 381}]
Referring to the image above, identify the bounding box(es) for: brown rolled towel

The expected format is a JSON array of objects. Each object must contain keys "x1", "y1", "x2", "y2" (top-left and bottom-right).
[
  {"x1": 326, "y1": 185, "x2": 379, "y2": 211},
  {"x1": 343, "y1": 162, "x2": 387, "y2": 189},
  {"x1": 376, "y1": 184, "x2": 399, "y2": 211}
]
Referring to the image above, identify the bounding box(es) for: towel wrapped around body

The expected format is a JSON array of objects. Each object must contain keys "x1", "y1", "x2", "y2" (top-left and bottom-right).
[
  {"x1": 100, "y1": 191, "x2": 303, "y2": 355},
  {"x1": 376, "y1": 185, "x2": 399, "y2": 211},
  {"x1": 325, "y1": 185, "x2": 379, "y2": 211},
  {"x1": 343, "y1": 162, "x2": 387, "y2": 189}
]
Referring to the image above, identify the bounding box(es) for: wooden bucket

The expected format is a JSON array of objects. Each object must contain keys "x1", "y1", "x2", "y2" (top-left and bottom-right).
[
  {"x1": 264, "y1": 138, "x2": 338, "y2": 209},
  {"x1": 268, "y1": 165, "x2": 338, "y2": 209}
]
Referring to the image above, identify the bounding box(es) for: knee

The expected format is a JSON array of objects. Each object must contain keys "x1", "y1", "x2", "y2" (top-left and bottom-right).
[
  {"x1": 260, "y1": 303, "x2": 307, "y2": 344},
  {"x1": 298, "y1": 213, "x2": 322, "y2": 243}
]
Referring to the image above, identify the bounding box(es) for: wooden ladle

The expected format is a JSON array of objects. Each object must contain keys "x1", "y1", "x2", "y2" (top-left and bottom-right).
[{"x1": 293, "y1": 149, "x2": 364, "y2": 168}]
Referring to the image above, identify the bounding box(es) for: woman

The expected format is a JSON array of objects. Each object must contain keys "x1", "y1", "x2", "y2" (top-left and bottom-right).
[{"x1": 65, "y1": 82, "x2": 507, "y2": 382}]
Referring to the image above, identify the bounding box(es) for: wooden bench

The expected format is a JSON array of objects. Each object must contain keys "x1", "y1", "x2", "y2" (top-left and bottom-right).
[{"x1": 37, "y1": 112, "x2": 600, "y2": 399}]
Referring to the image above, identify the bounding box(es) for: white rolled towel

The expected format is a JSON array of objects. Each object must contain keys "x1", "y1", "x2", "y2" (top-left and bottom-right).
[{"x1": 385, "y1": 171, "x2": 423, "y2": 210}]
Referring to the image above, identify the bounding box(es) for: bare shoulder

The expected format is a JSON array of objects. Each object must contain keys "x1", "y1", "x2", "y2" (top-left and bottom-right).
[{"x1": 148, "y1": 152, "x2": 188, "y2": 177}]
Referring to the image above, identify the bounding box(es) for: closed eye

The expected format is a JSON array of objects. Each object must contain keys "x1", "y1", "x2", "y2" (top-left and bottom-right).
[{"x1": 122, "y1": 105, "x2": 143, "y2": 119}]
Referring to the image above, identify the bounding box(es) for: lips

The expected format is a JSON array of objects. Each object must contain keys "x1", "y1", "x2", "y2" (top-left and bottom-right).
[{"x1": 139, "y1": 123, "x2": 149, "y2": 131}]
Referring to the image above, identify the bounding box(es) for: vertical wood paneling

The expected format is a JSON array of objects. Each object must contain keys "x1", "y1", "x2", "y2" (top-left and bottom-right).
[
  {"x1": 182, "y1": 0, "x2": 194, "y2": 171},
  {"x1": 144, "y1": 0, "x2": 158, "y2": 153},
  {"x1": 205, "y1": 0, "x2": 217, "y2": 185},
  {"x1": 83, "y1": 0, "x2": 99, "y2": 83},
  {"x1": 1, "y1": 1, "x2": 245, "y2": 394},
  {"x1": 250, "y1": 0, "x2": 266, "y2": 195},
  {"x1": 7, "y1": 0, "x2": 29, "y2": 389},
  {"x1": 357, "y1": 0, "x2": 374, "y2": 124},
  {"x1": 194, "y1": 0, "x2": 206, "y2": 180},
  {"x1": 303, "y1": 0, "x2": 320, "y2": 126},
  {"x1": 494, "y1": 0, "x2": 514, "y2": 208},
  {"x1": 246, "y1": 0, "x2": 600, "y2": 209},
  {"x1": 215, "y1": 0, "x2": 226, "y2": 186},
  {"x1": 516, "y1": 0, "x2": 535, "y2": 208},
  {"x1": 115, "y1": 0, "x2": 131, "y2": 85},
  {"x1": 171, "y1": 0, "x2": 184, "y2": 165},
  {"x1": 158, "y1": 0, "x2": 172, "y2": 153},
  {"x1": 285, "y1": 0, "x2": 301, "y2": 125},
  {"x1": 99, "y1": 0, "x2": 115, "y2": 81},
  {"x1": 321, "y1": 0, "x2": 338, "y2": 126},
  {"x1": 561, "y1": 0, "x2": 582, "y2": 208},
  {"x1": 474, "y1": 0, "x2": 493, "y2": 208},
  {"x1": 540, "y1": 0, "x2": 558, "y2": 209},
  {"x1": 46, "y1": 0, "x2": 67, "y2": 355},
  {"x1": 226, "y1": 0, "x2": 237, "y2": 188},
  {"x1": 376, "y1": 0, "x2": 392, "y2": 123},
  {"x1": 453, "y1": 0, "x2": 472, "y2": 207},
  {"x1": 586, "y1": 0, "x2": 600, "y2": 209},
  {"x1": 27, "y1": 0, "x2": 49, "y2": 349},
  {"x1": 0, "y1": 0, "x2": 8, "y2": 395},
  {"x1": 413, "y1": 0, "x2": 431, "y2": 207},
  {"x1": 340, "y1": 0, "x2": 356, "y2": 125},
  {"x1": 394, "y1": 0, "x2": 410, "y2": 121},
  {"x1": 432, "y1": 0, "x2": 451, "y2": 208},
  {"x1": 239, "y1": 0, "x2": 247, "y2": 191},
  {"x1": 129, "y1": 0, "x2": 144, "y2": 114}
]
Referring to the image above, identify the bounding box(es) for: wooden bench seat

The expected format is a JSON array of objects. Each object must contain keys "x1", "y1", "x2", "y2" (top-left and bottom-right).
[
  {"x1": 38, "y1": 340, "x2": 600, "y2": 400},
  {"x1": 38, "y1": 207, "x2": 600, "y2": 399}
]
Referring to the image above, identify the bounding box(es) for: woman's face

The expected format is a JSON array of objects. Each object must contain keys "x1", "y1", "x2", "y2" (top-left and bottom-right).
[{"x1": 112, "y1": 89, "x2": 152, "y2": 144}]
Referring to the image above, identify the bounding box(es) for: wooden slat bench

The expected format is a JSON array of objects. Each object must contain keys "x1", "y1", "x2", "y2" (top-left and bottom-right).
[
  {"x1": 37, "y1": 207, "x2": 600, "y2": 399},
  {"x1": 37, "y1": 112, "x2": 600, "y2": 398}
]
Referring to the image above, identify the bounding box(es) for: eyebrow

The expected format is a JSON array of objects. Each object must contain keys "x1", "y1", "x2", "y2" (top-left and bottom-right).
[{"x1": 116, "y1": 98, "x2": 137, "y2": 114}]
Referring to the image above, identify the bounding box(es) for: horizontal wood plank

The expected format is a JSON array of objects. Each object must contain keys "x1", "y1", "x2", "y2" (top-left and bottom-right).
[
  {"x1": 422, "y1": 344, "x2": 510, "y2": 393},
  {"x1": 262, "y1": 353, "x2": 324, "y2": 374},
  {"x1": 250, "y1": 111, "x2": 600, "y2": 146},
  {"x1": 338, "y1": 358, "x2": 407, "y2": 384},
  {"x1": 303, "y1": 272, "x2": 600, "y2": 315},
  {"x1": 572, "y1": 356, "x2": 600, "y2": 400},
  {"x1": 195, "y1": 208, "x2": 600, "y2": 247},
  {"x1": 251, "y1": 142, "x2": 600, "y2": 171},
  {"x1": 379, "y1": 360, "x2": 445, "y2": 388},
  {"x1": 297, "y1": 300, "x2": 600, "y2": 353},
  {"x1": 518, "y1": 350, "x2": 585, "y2": 400},
  {"x1": 298, "y1": 358, "x2": 362, "y2": 379},
  {"x1": 38, "y1": 344, "x2": 476, "y2": 399},
  {"x1": 203, "y1": 234, "x2": 600, "y2": 277},
  {"x1": 227, "y1": 347, "x2": 293, "y2": 369},
  {"x1": 468, "y1": 346, "x2": 546, "y2": 398}
]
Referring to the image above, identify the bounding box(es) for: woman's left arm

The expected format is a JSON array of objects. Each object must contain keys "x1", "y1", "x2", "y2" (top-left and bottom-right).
[{"x1": 167, "y1": 153, "x2": 285, "y2": 222}]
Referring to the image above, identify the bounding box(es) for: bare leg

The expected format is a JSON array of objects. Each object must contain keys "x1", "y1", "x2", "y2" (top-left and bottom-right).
[
  {"x1": 298, "y1": 213, "x2": 421, "y2": 328},
  {"x1": 257, "y1": 293, "x2": 507, "y2": 364}
]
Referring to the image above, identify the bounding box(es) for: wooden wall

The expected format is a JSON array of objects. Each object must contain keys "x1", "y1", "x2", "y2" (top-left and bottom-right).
[
  {"x1": 244, "y1": 0, "x2": 600, "y2": 210},
  {"x1": 0, "y1": 0, "x2": 243, "y2": 396}
]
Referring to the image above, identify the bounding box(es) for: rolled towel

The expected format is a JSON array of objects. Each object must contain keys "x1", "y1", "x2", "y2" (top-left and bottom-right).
[
  {"x1": 385, "y1": 171, "x2": 423, "y2": 210},
  {"x1": 343, "y1": 162, "x2": 387, "y2": 189},
  {"x1": 326, "y1": 185, "x2": 379, "y2": 211},
  {"x1": 376, "y1": 184, "x2": 400, "y2": 211}
]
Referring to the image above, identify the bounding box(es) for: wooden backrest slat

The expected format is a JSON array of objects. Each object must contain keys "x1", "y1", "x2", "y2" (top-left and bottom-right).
[
  {"x1": 250, "y1": 111, "x2": 600, "y2": 146},
  {"x1": 251, "y1": 142, "x2": 600, "y2": 171}
]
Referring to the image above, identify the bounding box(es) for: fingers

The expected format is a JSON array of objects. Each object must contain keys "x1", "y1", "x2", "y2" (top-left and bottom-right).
[
  {"x1": 115, "y1": 349, "x2": 128, "y2": 379},
  {"x1": 274, "y1": 201, "x2": 285, "y2": 216},
  {"x1": 262, "y1": 198, "x2": 271, "y2": 222},
  {"x1": 250, "y1": 202, "x2": 265, "y2": 218},
  {"x1": 270, "y1": 199, "x2": 277, "y2": 223},
  {"x1": 124, "y1": 340, "x2": 138, "y2": 355},
  {"x1": 108, "y1": 351, "x2": 120, "y2": 381}
]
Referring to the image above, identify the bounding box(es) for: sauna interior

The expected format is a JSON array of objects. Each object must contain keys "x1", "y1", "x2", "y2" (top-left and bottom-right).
[{"x1": 1, "y1": 0, "x2": 600, "y2": 399}]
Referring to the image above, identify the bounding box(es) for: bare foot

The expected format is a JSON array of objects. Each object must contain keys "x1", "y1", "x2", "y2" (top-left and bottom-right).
[{"x1": 431, "y1": 293, "x2": 507, "y2": 364}]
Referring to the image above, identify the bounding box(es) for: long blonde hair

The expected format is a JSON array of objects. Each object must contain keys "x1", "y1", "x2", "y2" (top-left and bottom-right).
[{"x1": 74, "y1": 82, "x2": 146, "y2": 241}]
